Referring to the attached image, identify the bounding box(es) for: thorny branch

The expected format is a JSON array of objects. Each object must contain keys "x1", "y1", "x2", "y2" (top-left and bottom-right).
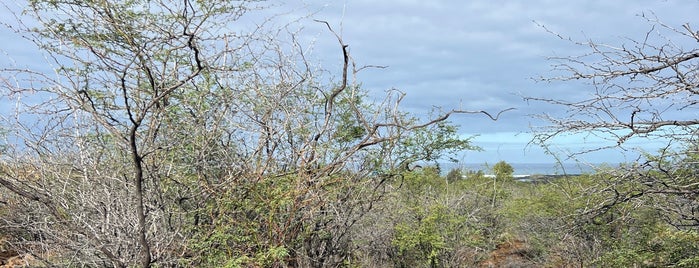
[{"x1": 532, "y1": 17, "x2": 699, "y2": 228}]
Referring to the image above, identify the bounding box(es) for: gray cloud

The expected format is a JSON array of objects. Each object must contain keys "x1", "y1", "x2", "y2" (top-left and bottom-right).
[{"x1": 295, "y1": 0, "x2": 699, "y2": 163}]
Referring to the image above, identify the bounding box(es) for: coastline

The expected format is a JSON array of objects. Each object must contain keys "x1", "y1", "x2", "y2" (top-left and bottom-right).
[
  {"x1": 481, "y1": 173, "x2": 582, "y2": 182},
  {"x1": 446, "y1": 162, "x2": 611, "y2": 176}
]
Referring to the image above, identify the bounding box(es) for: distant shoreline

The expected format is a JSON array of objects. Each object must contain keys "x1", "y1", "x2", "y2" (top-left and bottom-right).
[
  {"x1": 445, "y1": 162, "x2": 612, "y2": 176},
  {"x1": 480, "y1": 174, "x2": 581, "y2": 182}
]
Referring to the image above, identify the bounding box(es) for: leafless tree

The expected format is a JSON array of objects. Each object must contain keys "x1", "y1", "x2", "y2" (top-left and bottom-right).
[{"x1": 529, "y1": 14, "x2": 699, "y2": 228}]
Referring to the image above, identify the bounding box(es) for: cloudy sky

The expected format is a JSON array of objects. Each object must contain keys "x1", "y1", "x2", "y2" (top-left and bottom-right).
[
  {"x1": 1, "y1": 1, "x2": 698, "y2": 165},
  {"x1": 284, "y1": 0, "x2": 699, "y2": 164}
]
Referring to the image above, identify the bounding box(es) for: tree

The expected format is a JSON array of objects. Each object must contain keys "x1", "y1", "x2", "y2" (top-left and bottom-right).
[
  {"x1": 493, "y1": 161, "x2": 514, "y2": 181},
  {"x1": 529, "y1": 14, "x2": 699, "y2": 228},
  {"x1": 0, "y1": 1, "x2": 507, "y2": 267},
  {"x1": 484, "y1": 160, "x2": 514, "y2": 208}
]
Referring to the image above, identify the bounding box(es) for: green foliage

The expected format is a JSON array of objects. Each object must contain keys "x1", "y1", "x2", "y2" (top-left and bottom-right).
[
  {"x1": 334, "y1": 88, "x2": 368, "y2": 143},
  {"x1": 400, "y1": 121, "x2": 480, "y2": 163},
  {"x1": 373, "y1": 167, "x2": 492, "y2": 267},
  {"x1": 445, "y1": 168, "x2": 463, "y2": 183},
  {"x1": 392, "y1": 203, "x2": 452, "y2": 267},
  {"x1": 492, "y1": 161, "x2": 514, "y2": 180},
  {"x1": 463, "y1": 169, "x2": 485, "y2": 180},
  {"x1": 648, "y1": 228, "x2": 699, "y2": 267},
  {"x1": 0, "y1": 127, "x2": 7, "y2": 154},
  {"x1": 185, "y1": 176, "x2": 298, "y2": 267},
  {"x1": 401, "y1": 166, "x2": 445, "y2": 192},
  {"x1": 593, "y1": 227, "x2": 699, "y2": 267}
]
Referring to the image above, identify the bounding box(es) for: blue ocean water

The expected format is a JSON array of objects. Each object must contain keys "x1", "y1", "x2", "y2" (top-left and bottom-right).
[{"x1": 444, "y1": 162, "x2": 608, "y2": 175}]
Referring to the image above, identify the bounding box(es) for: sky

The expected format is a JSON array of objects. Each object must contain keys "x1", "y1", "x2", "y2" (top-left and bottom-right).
[
  {"x1": 282, "y1": 0, "x2": 699, "y2": 164},
  {"x1": 1, "y1": 0, "x2": 698, "y2": 165}
]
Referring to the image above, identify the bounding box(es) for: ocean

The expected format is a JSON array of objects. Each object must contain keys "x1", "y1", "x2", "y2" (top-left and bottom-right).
[{"x1": 443, "y1": 162, "x2": 607, "y2": 176}]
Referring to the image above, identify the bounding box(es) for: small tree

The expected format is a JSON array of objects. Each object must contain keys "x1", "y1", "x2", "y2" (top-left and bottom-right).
[
  {"x1": 493, "y1": 161, "x2": 515, "y2": 181},
  {"x1": 485, "y1": 161, "x2": 514, "y2": 209}
]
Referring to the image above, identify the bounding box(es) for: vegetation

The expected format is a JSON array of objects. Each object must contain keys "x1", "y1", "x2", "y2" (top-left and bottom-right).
[
  {"x1": 0, "y1": 1, "x2": 698, "y2": 267},
  {"x1": 0, "y1": 1, "x2": 487, "y2": 267}
]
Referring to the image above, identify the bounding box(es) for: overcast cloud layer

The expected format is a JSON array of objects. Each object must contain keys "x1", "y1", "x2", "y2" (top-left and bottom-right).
[
  {"x1": 2, "y1": 1, "x2": 698, "y2": 164},
  {"x1": 288, "y1": 0, "x2": 699, "y2": 164}
]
